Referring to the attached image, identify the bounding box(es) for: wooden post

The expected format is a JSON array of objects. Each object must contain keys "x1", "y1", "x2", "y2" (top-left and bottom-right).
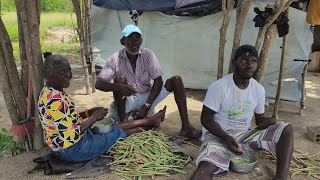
[
  {"x1": 228, "y1": 0, "x2": 253, "y2": 73},
  {"x1": 217, "y1": 0, "x2": 234, "y2": 79},
  {"x1": 299, "y1": 64, "x2": 307, "y2": 116},
  {"x1": 88, "y1": 0, "x2": 96, "y2": 92},
  {"x1": 254, "y1": 24, "x2": 278, "y2": 82},
  {"x1": 272, "y1": 9, "x2": 289, "y2": 119},
  {"x1": 72, "y1": 0, "x2": 91, "y2": 95}
]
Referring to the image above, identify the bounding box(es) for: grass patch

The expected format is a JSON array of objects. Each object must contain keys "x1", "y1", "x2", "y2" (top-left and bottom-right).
[
  {"x1": 42, "y1": 43, "x2": 80, "y2": 56},
  {"x1": 2, "y1": 12, "x2": 78, "y2": 61}
]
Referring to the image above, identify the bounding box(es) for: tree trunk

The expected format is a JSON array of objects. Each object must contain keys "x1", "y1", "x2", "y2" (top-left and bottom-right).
[
  {"x1": 0, "y1": 19, "x2": 27, "y2": 119},
  {"x1": 16, "y1": 4, "x2": 28, "y2": 95},
  {"x1": 16, "y1": 0, "x2": 44, "y2": 150},
  {"x1": 228, "y1": 0, "x2": 253, "y2": 73},
  {"x1": 217, "y1": 0, "x2": 234, "y2": 79},
  {"x1": 28, "y1": 0, "x2": 44, "y2": 150},
  {"x1": 254, "y1": 24, "x2": 278, "y2": 82},
  {"x1": 0, "y1": 18, "x2": 20, "y2": 124},
  {"x1": 72, "y1": 0, "x2": 91, "y2": 95}
]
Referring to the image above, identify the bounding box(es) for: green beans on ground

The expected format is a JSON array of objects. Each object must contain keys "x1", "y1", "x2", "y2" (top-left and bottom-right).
[{"x1": 107, "y1": 129, "x2": 191, "y2": 180}]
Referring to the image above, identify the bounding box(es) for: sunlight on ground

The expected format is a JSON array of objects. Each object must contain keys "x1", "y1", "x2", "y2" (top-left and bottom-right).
[{"x1": 305, "y1": 80, "x2": 320, "y2": 98}]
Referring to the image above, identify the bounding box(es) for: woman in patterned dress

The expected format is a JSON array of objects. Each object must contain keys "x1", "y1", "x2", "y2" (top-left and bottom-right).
[{"x1": 38, "y1": 54, "x2": 166, "y2": 162}]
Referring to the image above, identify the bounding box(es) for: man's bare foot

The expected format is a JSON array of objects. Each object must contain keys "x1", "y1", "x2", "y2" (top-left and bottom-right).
[
  {"x1": 149, "y1": 106, "x2": 167, "y2": 128},
  {"x1": 179, "y1": 125, "x2": 202, "y2": 139}
]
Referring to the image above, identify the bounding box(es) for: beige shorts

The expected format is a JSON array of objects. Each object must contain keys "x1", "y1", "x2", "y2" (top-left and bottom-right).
[{"x1": 107, "y1": 87, "x2": 170, "y2": 123}]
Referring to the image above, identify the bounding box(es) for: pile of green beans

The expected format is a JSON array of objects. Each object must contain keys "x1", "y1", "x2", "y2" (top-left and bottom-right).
[{"x1": 108, "y1": 130, "x2": 191, "y2": 180}]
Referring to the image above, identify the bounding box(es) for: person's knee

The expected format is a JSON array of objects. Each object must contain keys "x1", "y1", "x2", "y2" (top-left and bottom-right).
[
  {"x1": 172, "y1": 75, "x2": 182, "y2": 83},
  {"x1": 197, "y1": 161, "x2": 217, "y2": 174},
  {"x1": 114, "y1": 75, "x2": 127, "y2": 84},
  {"x1": 282, "y1": 124, "x2": 293, "y2": 136}
]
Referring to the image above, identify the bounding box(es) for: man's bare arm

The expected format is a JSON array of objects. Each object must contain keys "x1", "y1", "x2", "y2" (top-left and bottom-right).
[
  {"x1": 95, "y1": 78, "x2": 135, "y2": 96},
  {"x1": 255, "y1": 113, "x2": 276, "y2": 130},
  {"x1": 146, "y1": 76, "x2": 163, "y2": 105},
  {"x1": 201, "y1": 105, "x2": 244, "y2": 154},
  {"x1": 201, "y1": 105, "x2": 230, "y2": 140}
]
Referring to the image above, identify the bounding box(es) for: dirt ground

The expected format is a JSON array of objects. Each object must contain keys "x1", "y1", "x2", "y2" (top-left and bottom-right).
[{"x1": 0, "y1": 27, "x2": 319, "y2": 180}]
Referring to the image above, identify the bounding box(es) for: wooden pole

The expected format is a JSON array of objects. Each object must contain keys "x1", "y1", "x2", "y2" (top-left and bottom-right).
[
  {"x1": 272, "y1": 9, "x2": 289, "y2": 119},
  {"x1": 217, "y1": 0, "x2": 234, "y2": 79},
  {"x1": 254, "y1": 24, "x2": 278, "y2": 82},
  {"x1": 88, "y1": 0, "x2": 96, "y2": 93},
  {"x1": 228, "y1": 0, "x2": 253, "y2": 73},
  {"x1": 299, "y1": 64, "x2": 307, "y2": 116},
  {"x1": 72, "y1": 0, "x2": 91, "y2": 95}
]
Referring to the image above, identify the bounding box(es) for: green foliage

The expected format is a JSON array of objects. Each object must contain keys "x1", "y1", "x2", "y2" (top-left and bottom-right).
[
  {"x1": 0, "y1": 128, "x2": 25, "y2": 157},
  {"x1": 69, "y1": 34, "x2": 79, "y2": 43},
  {"x1": 0, "y1": 0, "x2": 73, "y2": 12},
  {"x1": 0, "y1": 0, "x2": 16, "y2": 12},
  {"x1": 2, "y1": 12, "x2": 78, "y2": 60},
  {"x1": 42, "y1": 43, "x2": 80, "y2": 56},
  {"x1": 41, "y1": 0, "x2": 74, "y2": 12}
]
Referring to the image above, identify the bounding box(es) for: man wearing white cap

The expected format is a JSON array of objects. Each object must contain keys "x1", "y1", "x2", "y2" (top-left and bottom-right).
[{"x1": 96, "y1": 24, "x2": 201, "y2": 138}]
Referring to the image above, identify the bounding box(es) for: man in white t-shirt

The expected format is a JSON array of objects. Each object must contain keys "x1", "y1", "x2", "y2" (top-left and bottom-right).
[{"x1": 190, "y1": 45, "x2": 293, "y2": 180}]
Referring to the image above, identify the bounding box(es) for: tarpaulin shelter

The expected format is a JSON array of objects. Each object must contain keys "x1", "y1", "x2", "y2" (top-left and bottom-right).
[{"x1": 91, "y1": 0, "x2": 312, "y2": 104}]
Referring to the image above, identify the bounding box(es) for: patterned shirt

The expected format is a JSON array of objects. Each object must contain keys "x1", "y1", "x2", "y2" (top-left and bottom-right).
[
  {"x1": 38, "y1": 86, "x2": 82, "y2": 151},
  {"x1": 98, "y1": 48, "x2": 163, "y2": 92}
]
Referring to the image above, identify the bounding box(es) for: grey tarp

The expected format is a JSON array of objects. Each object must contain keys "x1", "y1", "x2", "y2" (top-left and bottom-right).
[
  {"x1": 92, "y1": 1, "x2": 312, "y2": 102},
  {"x1": 93, "y1": 0, "x2": 176, "y2": 11}
]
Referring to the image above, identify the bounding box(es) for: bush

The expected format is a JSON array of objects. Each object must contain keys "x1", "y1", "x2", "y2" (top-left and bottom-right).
[
  {"x1": 0, "y1": 0, "x2": 74, "y2": 12},
  {"x1": 0, "y1": 0, "x2": 16, "y2": 12},
  {"x1": 0, "y1": 128, "x2": 25, "y2": 157},
  {"x1": 41, "y1": 0, "x2": 74, "y2": 12}
]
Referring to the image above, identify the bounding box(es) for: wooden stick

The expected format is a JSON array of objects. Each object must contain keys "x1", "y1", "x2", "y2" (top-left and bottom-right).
[
  {"x1": 272, "y1": 9, "x2": 289, "y2": 119},
  {"x1": 217, "y1": 0, "x2": 234, "y2": 79}
]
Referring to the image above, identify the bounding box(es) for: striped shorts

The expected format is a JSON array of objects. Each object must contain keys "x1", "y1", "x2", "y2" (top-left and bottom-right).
[{"x1": 195, "y1": 121, "x2": 289, "y2": 176}]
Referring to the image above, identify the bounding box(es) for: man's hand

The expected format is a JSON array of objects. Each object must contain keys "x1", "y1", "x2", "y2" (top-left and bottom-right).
[
  {"x1": 255, "y1": 113, "x2": 276, "y2": 130},
  {"x1": 256, "y1": 121, "x2": 276, "y2": 130},
  {"x1": 91, "y1": 108, "x2": 108, "y2": 121},
  {"x1": 135, "y1": 105, "x2": 149, "y2": 119},
  {"x1": 119, "y1": 84, "x2": 136, "y2": 97},
  {"x1": 226, "y1": 136, "x2": 244, "y2": 155}
]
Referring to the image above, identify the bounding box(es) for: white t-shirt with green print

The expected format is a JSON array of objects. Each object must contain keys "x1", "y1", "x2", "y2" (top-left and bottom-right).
[{"x1": 202, "y1": 73, "x2": 265, "y2": 134}]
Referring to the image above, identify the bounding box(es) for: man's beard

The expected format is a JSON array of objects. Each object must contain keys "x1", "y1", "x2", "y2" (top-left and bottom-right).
[
  {"x1": 126, "y1": 48, "x2": 139, "y2": 55},
  {"x1": 235, "y1": 66, "x2": 253, "y2": 79}
]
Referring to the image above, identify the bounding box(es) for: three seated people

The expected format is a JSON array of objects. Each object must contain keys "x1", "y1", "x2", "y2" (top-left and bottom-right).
[{"x1": 37, "y1": 26, "x2": 293, "y2": 179}]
